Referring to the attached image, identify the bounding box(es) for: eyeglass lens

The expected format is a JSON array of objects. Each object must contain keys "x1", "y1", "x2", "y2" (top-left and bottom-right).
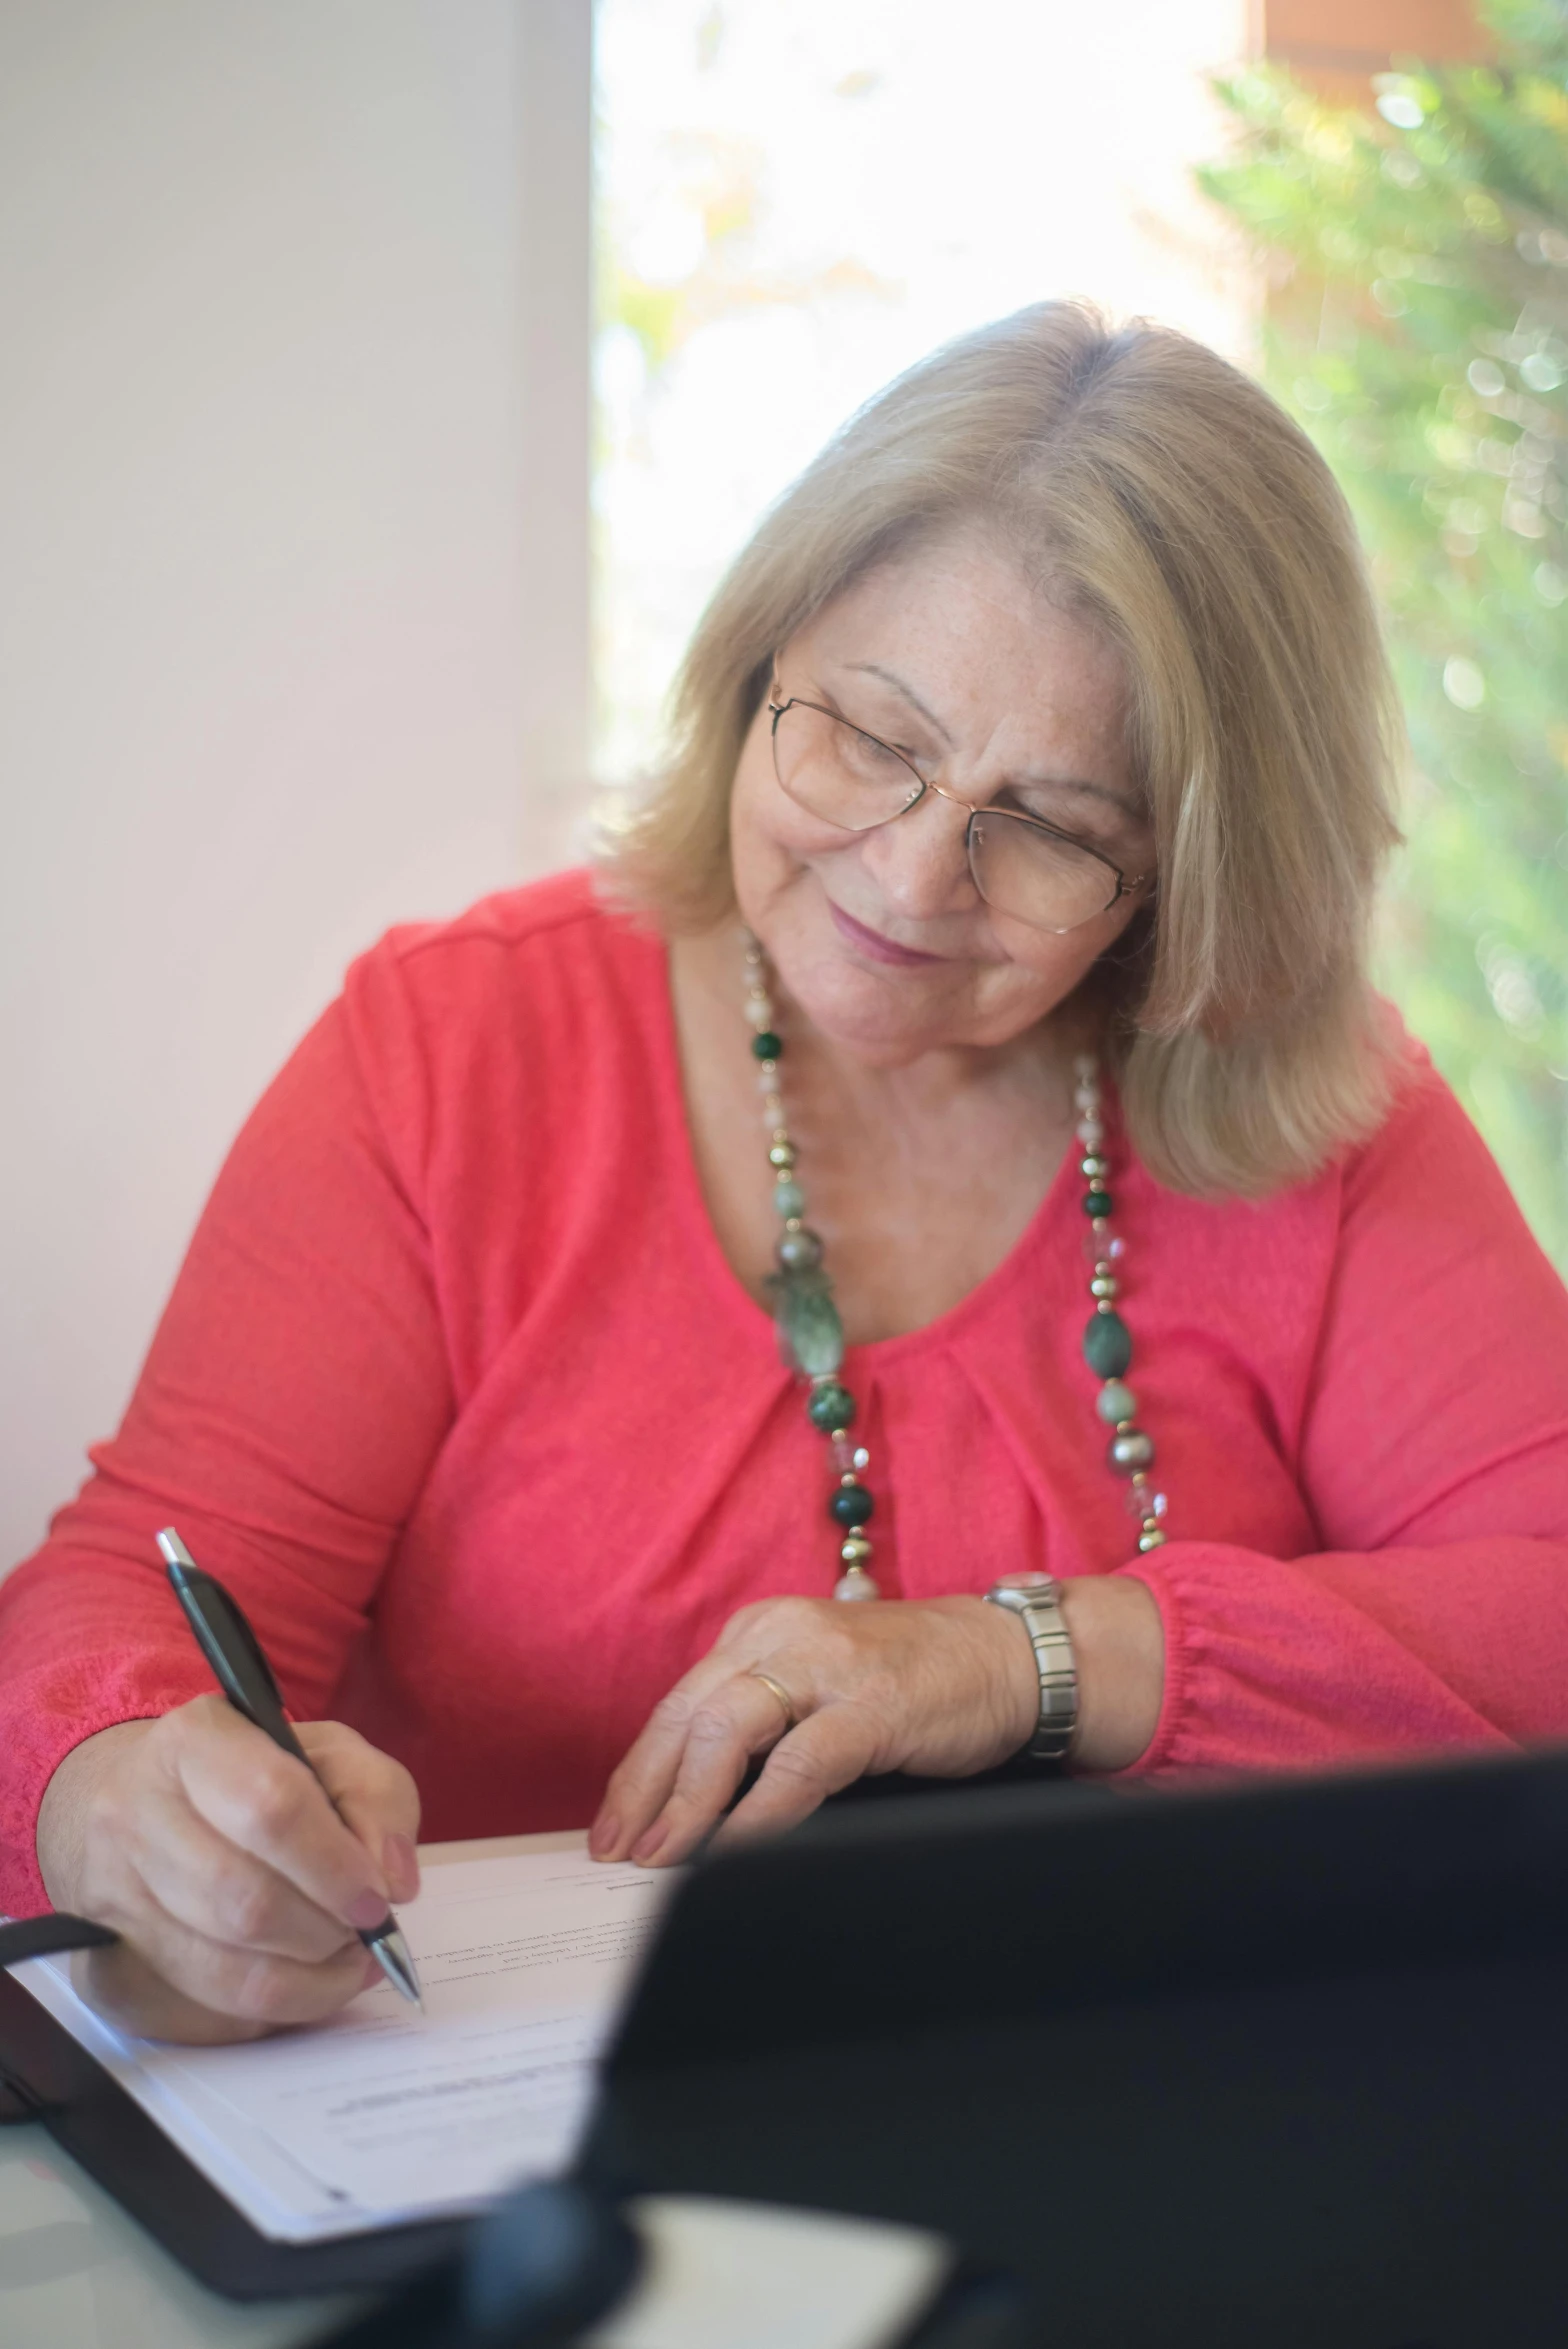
[{"x1": 771, "y1": 699, "x2": 1124, "y2": 934}]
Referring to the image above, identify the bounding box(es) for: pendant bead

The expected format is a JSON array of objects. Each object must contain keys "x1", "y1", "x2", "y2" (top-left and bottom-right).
[
  {"x1": 774, "y1": 1280, "x2": 845, "y2": 1376},
  {"x1": 1083, "y1": 1189, "x2": 1114, "y2": 1219},
  {"x1": 1083, "y1": 1309, "x2": 1133, "y2": 1379},
  {"x1": 751, "y1": 1031, "x2": 783, "y2": 1061},
  {"x1": 773, "y1": 1177, "x2": 807, "y2": 1219},
  {"x1": 1096, "y1": 1379, "x2": 1137, "y2": 1424},
  {"x1": 776, "y1": 1227, "x2": 824, "y2": 1272}
]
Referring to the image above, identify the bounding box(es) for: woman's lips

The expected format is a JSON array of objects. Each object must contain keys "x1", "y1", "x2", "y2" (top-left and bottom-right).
[{"x1": 828, "y1": 900, "x2": 947, "y2": 967}]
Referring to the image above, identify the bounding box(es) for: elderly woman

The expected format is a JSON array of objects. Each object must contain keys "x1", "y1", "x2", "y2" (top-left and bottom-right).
[{"x1": 4, "y1": 303, "x2": 1566, "y2": 2043}]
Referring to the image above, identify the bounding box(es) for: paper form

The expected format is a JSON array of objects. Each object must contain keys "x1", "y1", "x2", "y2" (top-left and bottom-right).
[{"x1": 13, "y1": 1849, "x2": 673, "y2": 2242}]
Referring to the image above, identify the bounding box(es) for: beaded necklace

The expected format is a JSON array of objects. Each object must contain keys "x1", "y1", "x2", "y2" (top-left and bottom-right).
[{"x1": 742, "y1": 931, "x2": 1169, "y2": 1597}]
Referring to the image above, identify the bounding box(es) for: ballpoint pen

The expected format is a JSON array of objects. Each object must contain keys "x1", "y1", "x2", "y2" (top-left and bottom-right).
[{"x1": 155, "y1": 1527, "x2": 424, "y2": 2009}]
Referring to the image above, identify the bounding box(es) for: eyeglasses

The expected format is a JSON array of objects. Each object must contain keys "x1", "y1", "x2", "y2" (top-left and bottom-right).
[{"x1": 767, "y1": 690, "x2": 1150, "y2": 937}]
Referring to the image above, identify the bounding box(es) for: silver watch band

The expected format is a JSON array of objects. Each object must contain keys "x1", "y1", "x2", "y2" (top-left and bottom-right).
[{"x1": 984, "y1": 1573, "x2": 1078, "y2": 1761}]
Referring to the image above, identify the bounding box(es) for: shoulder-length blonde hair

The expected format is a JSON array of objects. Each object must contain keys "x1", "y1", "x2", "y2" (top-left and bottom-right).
[{"x1": 601, "y1": 300, "x2": 1404, "y2": 1198}]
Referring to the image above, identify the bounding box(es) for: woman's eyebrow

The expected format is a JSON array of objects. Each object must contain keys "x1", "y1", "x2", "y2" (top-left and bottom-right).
[
  {"x1": 1030, "y1": 774, "x2": 1145, "y2": 824},
  {"x1": 846, "y1": 661, "x2": 1141, "y2": 824}
]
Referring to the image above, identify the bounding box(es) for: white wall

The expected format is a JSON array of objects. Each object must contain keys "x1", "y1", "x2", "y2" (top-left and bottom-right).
[{"x1": 0, "y1": 2, "x2": 590, "y2": 1570}]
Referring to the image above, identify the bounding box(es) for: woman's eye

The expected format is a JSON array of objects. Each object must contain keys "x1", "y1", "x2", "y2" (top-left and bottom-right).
[
  {"x1": 849, "y1": 731, "x2": 908, "y2": 770},
  {"x1": 1010, "y1": 795, "x2": 1108, "y2": 841}
]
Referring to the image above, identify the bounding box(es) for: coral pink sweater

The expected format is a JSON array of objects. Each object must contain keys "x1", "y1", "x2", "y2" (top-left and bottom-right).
[{"x1": 4, "y1": 872, "x2": 1567, "y2": 1915}]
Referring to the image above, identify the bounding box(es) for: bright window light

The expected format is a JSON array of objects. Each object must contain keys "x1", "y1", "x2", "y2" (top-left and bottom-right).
[{"x1": 593, "y1": 0, "x2": 1253, "y2": 782}]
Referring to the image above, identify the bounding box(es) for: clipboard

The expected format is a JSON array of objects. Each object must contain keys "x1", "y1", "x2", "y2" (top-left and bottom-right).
[{"x1": 0, "y1": 1959, "x2": 466, "y2": 2296}]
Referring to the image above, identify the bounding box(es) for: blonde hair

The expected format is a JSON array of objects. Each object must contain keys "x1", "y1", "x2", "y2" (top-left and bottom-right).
[{"x1": 600, "y1": 300, "x2": 1404, "y2": 1198}]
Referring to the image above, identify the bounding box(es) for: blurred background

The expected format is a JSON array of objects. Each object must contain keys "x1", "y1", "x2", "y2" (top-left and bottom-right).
[{"x1": 1, "y1": 0, "x2": 1563, "y2": 1571}]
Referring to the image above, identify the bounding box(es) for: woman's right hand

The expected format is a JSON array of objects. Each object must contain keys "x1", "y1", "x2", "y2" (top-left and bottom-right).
[{"x1": 35, "y1": 1695, "x2": 421, "y2": 2044}]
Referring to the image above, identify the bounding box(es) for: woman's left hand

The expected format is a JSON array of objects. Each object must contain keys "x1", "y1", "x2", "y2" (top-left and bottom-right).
[
  {"x1": 587, "y1": 1579, "x2": 1164, "y2": 1868},
  {"x1": 588, "y1": 1594, "x2": 1036, "y2": 1868}
]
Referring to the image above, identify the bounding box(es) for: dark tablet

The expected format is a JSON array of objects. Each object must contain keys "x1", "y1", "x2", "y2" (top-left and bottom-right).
[{"x1": 585, "y1": 1748, "x2": 1568, "y2": 2349}]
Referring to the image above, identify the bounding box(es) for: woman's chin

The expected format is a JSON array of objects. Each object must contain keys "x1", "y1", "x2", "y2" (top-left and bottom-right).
[{"x1": 778, "y1": 953, "x2": 977, "y2": 1066}]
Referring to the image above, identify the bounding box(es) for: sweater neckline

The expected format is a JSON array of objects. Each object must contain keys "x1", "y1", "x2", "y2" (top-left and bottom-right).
[{"x1": 645, "y1": 924, "x2": 1090, "y2": 1375}]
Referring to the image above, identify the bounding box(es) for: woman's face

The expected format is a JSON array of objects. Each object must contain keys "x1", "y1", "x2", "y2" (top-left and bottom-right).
[{"x1": 727, "y1": 528, "x2": 1154, "y2": 1068}]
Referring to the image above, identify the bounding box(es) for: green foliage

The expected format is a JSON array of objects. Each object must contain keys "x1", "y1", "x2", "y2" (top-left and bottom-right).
[{"x1": 1201, "y1": 0, "x2": 1568, "y2": 1271}]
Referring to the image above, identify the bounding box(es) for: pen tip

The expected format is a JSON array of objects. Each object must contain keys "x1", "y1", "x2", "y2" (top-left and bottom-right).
[
  {"x1": 156, "y1": 1526, "x2": 196, "y2": 1570},
  {"x1": 369, "y1": 1925, "x2": 425, "y2": 2009}
]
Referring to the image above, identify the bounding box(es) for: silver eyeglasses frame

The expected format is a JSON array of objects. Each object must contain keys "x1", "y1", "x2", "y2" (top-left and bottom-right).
[{"x1": 767, "y1": 687, "x2": 1151, "y2": 937}]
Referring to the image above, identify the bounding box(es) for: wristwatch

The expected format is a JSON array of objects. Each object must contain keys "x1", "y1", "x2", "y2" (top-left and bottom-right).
[{"x1": 984, "y1": 1571, "x2": 1078, "y2": 1762}]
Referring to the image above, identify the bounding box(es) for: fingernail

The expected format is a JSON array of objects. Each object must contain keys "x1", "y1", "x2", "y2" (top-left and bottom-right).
[
  {"x1": 630, "y1": 1819, "x2": 669, "y2": 1866},
  {"x1": 588, "y1": 1814, "x2": 619, "y2": 1859},
  {"x1": 383, "y1": 1832, "x2": 420, "y2": 1902},
  {"x1": 346, "y1": 1886, "x2": 391, "y2": 1931}
]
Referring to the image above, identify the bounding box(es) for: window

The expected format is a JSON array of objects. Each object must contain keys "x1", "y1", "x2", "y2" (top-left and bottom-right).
[{"x1": 594, "y1": 0, "x2": 1252, "y2": 779}]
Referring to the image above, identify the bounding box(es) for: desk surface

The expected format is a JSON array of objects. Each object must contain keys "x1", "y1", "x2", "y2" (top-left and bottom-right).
[{"x1": 0, "y1": 1831, "x2": 585, "y2": 2349}]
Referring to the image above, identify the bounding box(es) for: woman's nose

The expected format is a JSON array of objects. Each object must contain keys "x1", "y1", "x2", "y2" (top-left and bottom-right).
[{"x1": 857, "y1": 786, "x2": 978, "y2": 920}]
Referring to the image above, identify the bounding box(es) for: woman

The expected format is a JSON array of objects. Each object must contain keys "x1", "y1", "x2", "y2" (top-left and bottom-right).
[{"x1": 5, "y1": 303, "x2": 1566, "y2": 2045}]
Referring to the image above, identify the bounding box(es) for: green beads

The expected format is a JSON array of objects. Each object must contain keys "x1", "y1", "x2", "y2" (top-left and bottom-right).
[
  {"x1": 1082, "y1": 1308, "x2": 1132, "y2": 1379},
  {"x1": 772, "y1": 1275, "x2": 845, "y2": 1376},
  {"x1": 751, "y1": 1031, "x2": 783, "y2": 1061},
  {"x1": 773, "y1": 1177, "x2": 807, "y2": 1219},
  {"x1": 1083, "y1": 1189, "x2": 1114, "y2": 1220},
  {"x1": 830, "y1": 1484, "x2": 874, "y2": 1528},
  {"x1": 807, "y1": 1381, "x2": 855, "y2": 1432}
]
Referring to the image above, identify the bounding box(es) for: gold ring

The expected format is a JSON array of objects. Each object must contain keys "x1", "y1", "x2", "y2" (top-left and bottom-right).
[{"x1": 748, "y1": 1669, "x2": 797, "y2": 1734}]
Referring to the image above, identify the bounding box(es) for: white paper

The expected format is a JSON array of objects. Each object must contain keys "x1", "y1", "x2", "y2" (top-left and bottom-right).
[{"x1": 13, "y1": 1849, "x2": 673, "y2": 2243}]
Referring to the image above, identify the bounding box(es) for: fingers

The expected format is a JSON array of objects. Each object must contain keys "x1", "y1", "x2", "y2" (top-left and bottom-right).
[
  {"x1": 43, "y1": 1698, "x2": 424, "y2": 2047},
  {"x1": 72, "y1": 1906, "x2": 380, "y2": 2044},
  {"x1": 590, "y1": 1659, "x2": 793, "y2": 1866},
  {"x1": 714, "y1": 1706, "x2": 881, "y2": 1846},
  {"x1": 632, "y1": 1677, "x2": 800, "y2": 1867},
  {"x1": 117, "y1": 1777, "x2": 360, "y2": 1965},
  {"x1": 298, "y1": 1720, "x2": 422, "y2": 1904},
  {"x1": 166, "y1": 1699, "x2": 394, "y2": 1930}
]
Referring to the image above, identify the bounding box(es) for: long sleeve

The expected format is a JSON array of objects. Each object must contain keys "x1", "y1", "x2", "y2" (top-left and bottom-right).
[
  {"x1": 0, "y1": 968, "x2": 454, "y2": 1914},
  {"x1": 1122, "y1": 1057, "x2": 1568, "y2": 1776}
]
